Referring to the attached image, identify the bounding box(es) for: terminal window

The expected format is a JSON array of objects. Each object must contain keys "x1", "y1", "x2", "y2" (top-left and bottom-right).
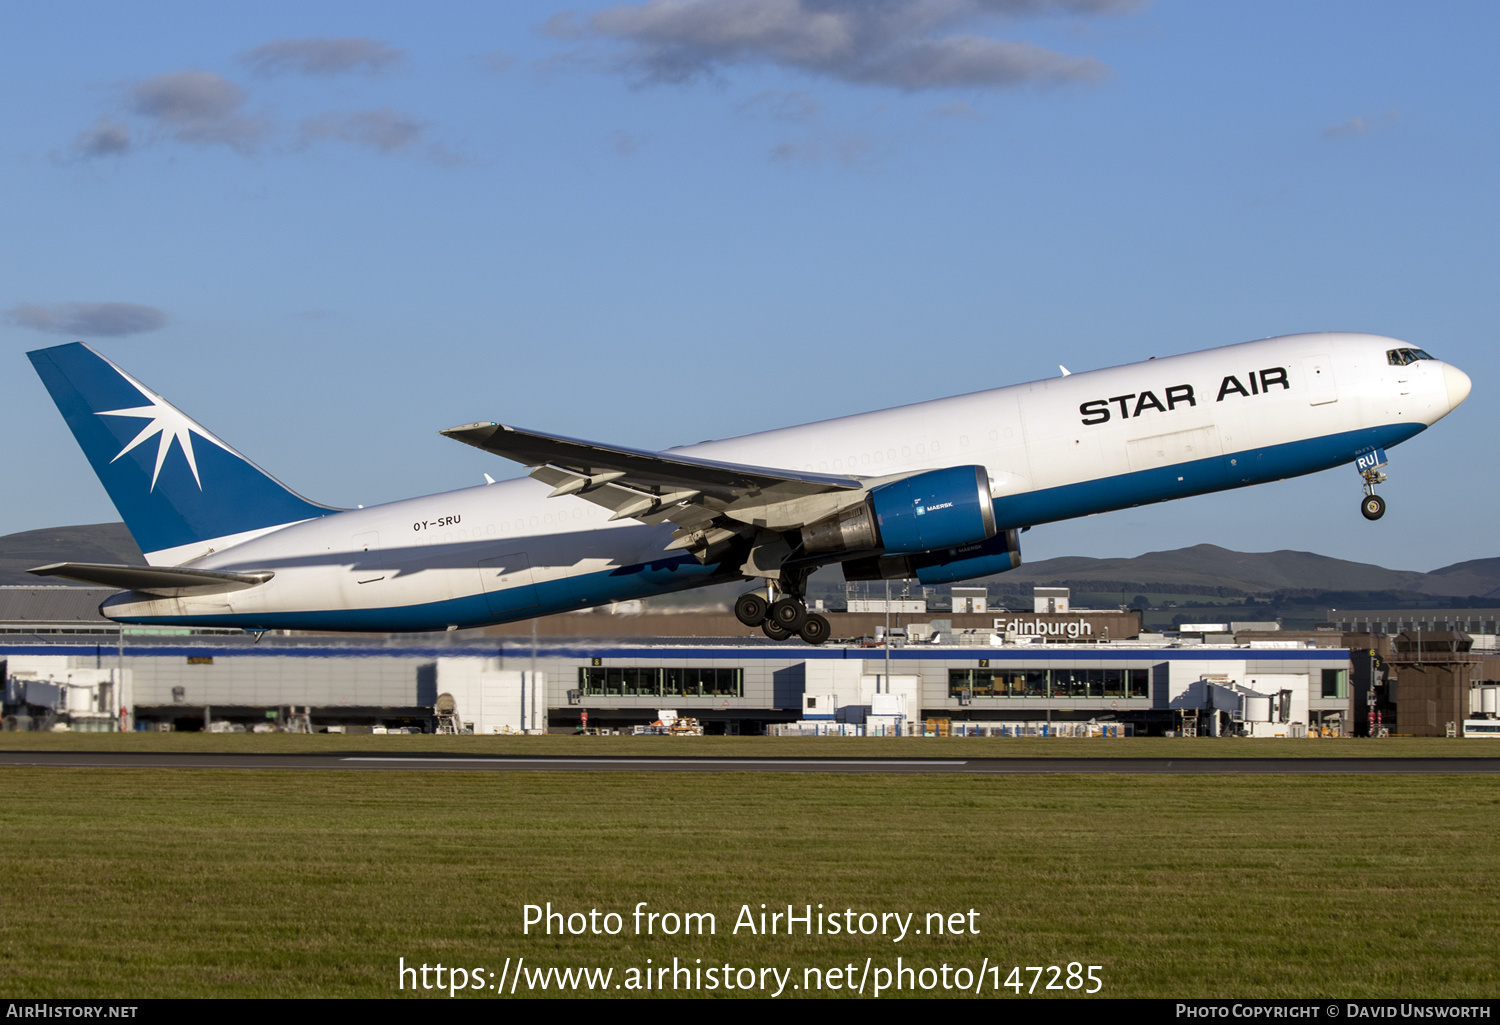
[
  {"x1": 965, "y1": 669, "x2": 1047, "y2": 698},
  {"x1": 579, "y1": 666, "x2": 743, "y2": 699},
  {"x1": 950, "y1": 668, "x2": 1148, "y2": 700},
  {"x1": 1321, "y1": 669, "x2": 1348, "y2": 699}
]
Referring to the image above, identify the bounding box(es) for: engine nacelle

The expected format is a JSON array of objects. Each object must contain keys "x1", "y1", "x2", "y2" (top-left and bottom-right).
[
  {"x1": 801, "y1": 502, "x2": 880, "y2": 554},
  {"x1": 910, "y1": 528, "x2": 1022, "y2": 585},
  {"x1": 801, "y1": 465, "x2": 996, "y2": 559},
  {"x1": 868, "y1": 465, "x2": 996, "y2": 554},
  {"x1": 843, "y1": 528, "x2": 1022, "y2": 586}
]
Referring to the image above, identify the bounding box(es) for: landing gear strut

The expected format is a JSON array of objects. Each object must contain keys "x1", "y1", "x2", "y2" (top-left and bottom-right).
[
  {"x1": 733, "y1": 569, "x2": 831, "y2": 645},
  {"x1": 1360, "y1": 466, "x2": 1388, "y2": 521}
]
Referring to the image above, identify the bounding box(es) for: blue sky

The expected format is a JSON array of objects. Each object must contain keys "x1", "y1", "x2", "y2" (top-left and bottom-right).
[{"x1": 3, "y1": 1, "x2": 1496, "y2": 572}]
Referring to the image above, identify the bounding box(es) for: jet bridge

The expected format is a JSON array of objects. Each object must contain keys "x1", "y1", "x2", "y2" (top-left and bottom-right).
[{"x1": 1179, "y1": 674, "x2": 1311, "y2": 738}]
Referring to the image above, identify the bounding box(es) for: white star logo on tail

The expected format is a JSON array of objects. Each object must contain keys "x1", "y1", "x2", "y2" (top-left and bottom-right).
[{"x1": 95, "y1": 369, "x2": 237, "y2": 491}]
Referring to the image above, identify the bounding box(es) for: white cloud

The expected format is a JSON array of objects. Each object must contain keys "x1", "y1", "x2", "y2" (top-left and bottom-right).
[
  {"x1": 551, "y1": 0, "x2": 1138, "y2": 91},
  {"x1": 478, "y1": 50, "x2": 517, "y2": 74},
  {"x1": 930, "y1": 99, "x2": 982, "y2": 118},
  {"x1": 240, "y1": 37, "x2": 404, "y2": 77},
  {"x1": 1323, "y1": 108, "x2": 1400, "y2": 140},
  {"x1": 738, "y1": 89, "x2": 822, "y2": 122},
  {"x1": 67, "y1": 118, "x2": 133, "y2": 158},
  {"x1": 300, "y1": 108, "x2": 427, "y2": 153},
  {"x1": 769, "y1": 131, "x2": 882, "y2": 167},
  {"x1": 128, "y1": 70, "x2": 268, "y2": 153},
  {"x1": 8, "y1": 302, "x2": 168, "y2": 337},
  {"x1": 299, "y1": 108, "x2": 464, "y2": 165},
  {"x1": 611, "y1": 130, "x2": 645, "y2": 156}
]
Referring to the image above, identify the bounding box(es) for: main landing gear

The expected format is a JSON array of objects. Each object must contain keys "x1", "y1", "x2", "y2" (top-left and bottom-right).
[{"x1": 734, "y1": 586, "x2": 830, "y2": 645}]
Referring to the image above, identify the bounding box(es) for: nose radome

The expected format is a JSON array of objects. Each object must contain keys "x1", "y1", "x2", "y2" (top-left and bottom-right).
[{"x1": 1444, "y1": 363, "x2": 1472, "y2": 410}]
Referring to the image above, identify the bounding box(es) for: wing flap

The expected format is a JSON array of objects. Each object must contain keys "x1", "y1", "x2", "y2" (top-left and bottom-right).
[{"x1": 28, "y1": 562, "x2": 274, "y2": 597}]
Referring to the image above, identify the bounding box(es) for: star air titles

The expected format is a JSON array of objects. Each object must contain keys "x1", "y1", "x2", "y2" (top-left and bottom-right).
[{"x1": 1078, "y1": 367, "x2": 1289, "y2": 426}]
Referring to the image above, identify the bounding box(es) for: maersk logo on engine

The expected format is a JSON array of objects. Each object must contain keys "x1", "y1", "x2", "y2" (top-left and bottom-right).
[
  {"x1": 914, "y1": 501, "x2": 955, "y2": 516},
  {"x1": 1078, "y1": 367, "x2": 1290, "y2": 426}
]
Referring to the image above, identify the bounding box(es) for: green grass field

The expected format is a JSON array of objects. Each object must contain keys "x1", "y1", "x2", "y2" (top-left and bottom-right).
[{"x1": 1, "y1": 760, "x2": 1497, "y2": 998}]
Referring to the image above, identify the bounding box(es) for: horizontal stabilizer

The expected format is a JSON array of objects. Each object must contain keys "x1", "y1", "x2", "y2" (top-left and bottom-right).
[{"x1": 28, "y1": 562, "x2": 274, "y2": 597}]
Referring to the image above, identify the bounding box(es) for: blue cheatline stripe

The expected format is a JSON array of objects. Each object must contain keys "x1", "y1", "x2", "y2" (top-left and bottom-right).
[
  {"x1": 105, "y1": 550, "x2": 736, "y2": 632},
  {"x1": 996, "y1": 421, "x2": 1425, "y2": 528},
  {"x1": 101, "y1": 421, "x2": 1422, "y2": 632}
]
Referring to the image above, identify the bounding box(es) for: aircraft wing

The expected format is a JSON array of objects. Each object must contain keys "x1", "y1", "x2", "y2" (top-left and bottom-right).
[
  {"x1": 441, "y1": 422, "x2": 859, "y2": 497},
  {"x1": 28, "y1": 562, "x2": 274, "y2": 598},
  {"x1": 441, "y1": 422, "x2": 868, "y2": 560}
]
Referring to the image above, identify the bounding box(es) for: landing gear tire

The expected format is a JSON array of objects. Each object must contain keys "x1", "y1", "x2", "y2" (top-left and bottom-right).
[
  {"x1": 1361, "y1": 494, "x2": 1386, "y2": 521},
  {"x1": 770, "y1": 597, "x2": 808, "y2": 632},
  {"x1": 798, "y1": 613, "x2": 831, "y2": 645},
  {"x1": 734, "y1": 592, "x2": 769, "y2": 627},
  {"x1": 761, "y1": 619, "x2": 792, "y2": 641}
]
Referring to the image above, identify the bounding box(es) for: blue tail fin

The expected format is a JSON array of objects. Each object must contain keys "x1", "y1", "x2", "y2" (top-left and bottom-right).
[{"x1": 28, "y1": 342, "x2": 336, "y2": 562}]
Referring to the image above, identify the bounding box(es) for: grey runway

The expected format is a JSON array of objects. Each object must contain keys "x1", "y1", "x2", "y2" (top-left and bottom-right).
[{"x1": 3, "y1": 750, "x2": 1500, "y2": 774}]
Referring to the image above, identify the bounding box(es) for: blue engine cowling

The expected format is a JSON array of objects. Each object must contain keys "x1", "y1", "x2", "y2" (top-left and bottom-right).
[
  {"x1": 843, "y1": 528, "x2": 1021, "y2": 585},
  {"x1": 909, "y1": 528, "x2": 1021, "y2": 585},
  {"x1": 868, "y1": 465, "x2": 997, "y2": 554}
]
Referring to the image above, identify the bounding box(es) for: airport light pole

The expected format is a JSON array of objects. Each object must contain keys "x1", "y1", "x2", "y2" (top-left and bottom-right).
[
  {"x1": 117, "y1": 624, "x2": 126, "y2": 732},
  {"x1": 529, "y1": 619, "x2": 540, "y2": 734},
  {"x1": 884, "y1": 578, "x2": 890, "y2": 695}
]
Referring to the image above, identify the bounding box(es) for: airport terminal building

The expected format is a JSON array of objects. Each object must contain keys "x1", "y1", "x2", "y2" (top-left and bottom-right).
[{"x1": 2, "y1": 586, "x2": 1362, "y2": 737}]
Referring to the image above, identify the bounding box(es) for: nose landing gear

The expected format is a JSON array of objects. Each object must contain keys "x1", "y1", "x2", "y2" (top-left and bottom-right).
[
  {"x1": 1359, "y1": 467, "x2": 1388, "y2": 521},
  {"x1": 1355, "y1": 448, "x2": 1389, "y2": 521}
]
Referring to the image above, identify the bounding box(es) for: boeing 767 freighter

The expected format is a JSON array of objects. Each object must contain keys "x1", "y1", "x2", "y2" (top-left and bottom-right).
[{"x1": 26, "y1": 333, "x2": 1471, "y2": 644}]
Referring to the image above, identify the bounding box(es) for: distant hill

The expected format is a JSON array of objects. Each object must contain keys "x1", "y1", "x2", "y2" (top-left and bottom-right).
[
  {"x1": 992, "y1": 544, "x2": 1428, "y2": 596},
  {"x1": 1415, "y1": 557, "x2": 1500, "y2": 599},
  {"x1": 0, "y1": 523, "x2": 141, "y2": 586},
  {"x1": 978, "y1": 544, "x2": 1500, "y2": 602}
]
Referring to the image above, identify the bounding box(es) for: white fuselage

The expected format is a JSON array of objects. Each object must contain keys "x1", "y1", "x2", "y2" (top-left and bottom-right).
[{"x1": 104, "y1": 333, "x2": 1469, "y2": 631}]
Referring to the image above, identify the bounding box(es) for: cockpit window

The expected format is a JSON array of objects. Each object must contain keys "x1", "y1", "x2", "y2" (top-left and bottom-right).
[{"x1": 1387, "y1": 347, "x2": 1435, "y2": 366}]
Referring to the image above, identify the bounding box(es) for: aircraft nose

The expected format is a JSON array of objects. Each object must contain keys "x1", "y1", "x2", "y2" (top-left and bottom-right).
[{"x1": 1443, "y1": 363, "x2": 1472, "y2": 411}]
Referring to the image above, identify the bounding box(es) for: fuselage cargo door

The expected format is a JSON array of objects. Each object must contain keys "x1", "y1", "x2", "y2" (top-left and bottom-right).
[
  {"x1": 351, "y1": 531, "x2": 384, "y2": 586},
  {"x1": 478, "y1": 552, "x2": 540, "y2": 616},
  {"x1": 1302, "y1": 355, "x2": 1339, "y2": 406}
]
